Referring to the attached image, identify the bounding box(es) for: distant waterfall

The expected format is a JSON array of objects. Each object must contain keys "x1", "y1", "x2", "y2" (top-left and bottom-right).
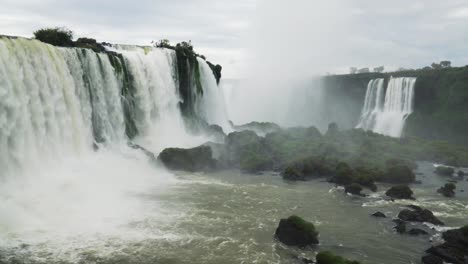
[{"x1": 357, "y1": 77, "x2": 416, "y2": 137}]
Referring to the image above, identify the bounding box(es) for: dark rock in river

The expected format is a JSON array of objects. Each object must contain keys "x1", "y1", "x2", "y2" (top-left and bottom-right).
[
  {"x1": 371, "y1": 211, "x2": 386, "y2": 218},
  {"x1": 435, "y1": 166, "x2": 455, "y2": 176},
  {"x1": 457, "y1": 170, "x2": 465, "y2": 177},
  {"x1": 158, "y1": 145, "x2": 217, "y2": 172},
  {"x1": 282, "y1": 166, "x2": 306, "y2": 181},
  {"x1": 385, "y1": 185, "x2": 414, "y2": 200},
  {"x1": 344, "y1": 183, "x2": 365, "y2": 196},
  {"x1": 408, "y1": 228, "x2": 429, "y2": 236},
  {"x1": 437, "y1": 183, "x2": 456, "y2": 197},
  {"x1": 393, "y1": 219, "x2": 406, "y2": 233},
  {"x1": 398, "y1": 205, "x2": 444, "y2": 226},
  {"x1": 423, "y1": 225, "x2": 468, "y2": 264},
  {"x1": 274, "y1": 215, "x2": 319, "y2": 247},
  {"x1": 421, "y1": 254, "x2": 443, "y2": 264}
]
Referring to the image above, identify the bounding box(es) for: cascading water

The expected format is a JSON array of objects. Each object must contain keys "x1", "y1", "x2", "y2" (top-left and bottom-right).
[
  {"x1": 195, "y1": 57, "x2": 232, "y2": 132},
  {"x1": 0, "y1": 36, "x2": 228, "y2": 262},
  {"x1": 356, "y1": 77, "x2": 416, "y2": 137}
]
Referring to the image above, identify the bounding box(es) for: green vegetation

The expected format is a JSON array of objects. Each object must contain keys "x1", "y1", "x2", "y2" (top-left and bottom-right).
[
  {"x1": 33, "y1": 27, "x2": 74, "y2": 47},
  {"x1": 316, "y1": 251, "x2": 361, "y2": 264},
  {"x1": 385, "y1": 185, "x2": 414, "y2": 199},
  {"x1": 287, "y1": 215, "x2": 318, "y2": 237}
]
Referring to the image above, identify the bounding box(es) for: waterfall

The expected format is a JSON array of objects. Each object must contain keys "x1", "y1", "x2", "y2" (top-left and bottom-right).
[
  {"x1": 356, "y1": 78, "x2": 385, "y2": 131},
  {"x1": 356, "y1": 77, "x2": 416, "y2": 137},
  {"x1": 0, "y1": 36, "x2": 229, "y2": 258},
  {"x1": 196, "y1": 57, "x2": 232, "y2": 132}
]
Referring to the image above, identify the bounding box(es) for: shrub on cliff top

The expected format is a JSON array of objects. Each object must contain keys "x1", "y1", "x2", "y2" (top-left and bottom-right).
[{"x1": 33, "y1": 27, "x2": 74, "y2": 47}]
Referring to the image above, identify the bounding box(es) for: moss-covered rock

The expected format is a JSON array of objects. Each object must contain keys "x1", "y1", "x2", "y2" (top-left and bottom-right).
[
  {"x1": 437, "y1": 183, "x2": 456, "y2": 197},
  {"x1": 435, "y1": 166, "x2": 455, "y2": 176},
  {"x1": 316, "y1": 251, "x2": 361, "y2": 264},
  {"x1": 424, "y1": 224, "x2": 468, "y2": 263},
  {"x1": 386, "y1": 185, "x2": 414, "y2": 199},
  {"x1": 332, "y1": 162, "x2": 355, "y2": 186},
  {"x1": 274, "y1": 215, "x2": 319, "y2": 247},
  {"x1": 158, "y1": 146, "x2": 217, "y2": 172}
]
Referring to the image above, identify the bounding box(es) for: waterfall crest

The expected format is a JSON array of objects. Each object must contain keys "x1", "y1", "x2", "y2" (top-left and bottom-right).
[{"x1": 356, "y1": 77, "x2": 416, "y2": 137}]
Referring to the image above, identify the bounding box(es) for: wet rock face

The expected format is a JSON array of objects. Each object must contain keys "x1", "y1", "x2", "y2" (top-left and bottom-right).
[
  {"x1": 274, "y1": 215, "x2": 319, "y2": 247},
  {"x1": 397, "y1": 205, "x2": 444, "y2": 226},
  {"x1": 423, "y1": 226, "x2": 468, "y2": 264},
  {"x1": 345, "y1": 183, "x2": 365, "y2": 196},
  {"x1": 158, "y1": 145, "x2": 217, "y2": 172}
]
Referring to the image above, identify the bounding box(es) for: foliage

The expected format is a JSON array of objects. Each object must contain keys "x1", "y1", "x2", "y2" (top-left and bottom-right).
[
  {"x1": 287, "y1": 215, "x2": 318, "y2": 236},
  {"x1": 33, "y1": 27, "x2": 74, "y2": 47},
  {"x1": 385, "y1": 185, "x2": 414, "y2": 199},
  {"x1": 316, "y1": 251, "x2": 361, "y2": 264}
]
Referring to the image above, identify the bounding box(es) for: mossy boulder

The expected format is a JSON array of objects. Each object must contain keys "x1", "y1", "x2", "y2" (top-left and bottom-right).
[
  {"x1": 282, "y1": 166, "x2": 306, "y2": 181},
  {"x1": 435, "y1": 166, "x2": 455, "y2": 176},
  {"x1": 385, "y1": 185, "x2": 414, "y2": 199},
  {"x1": 158, "y1": 145, "x2": 217, "y2": 172},
  {"x1": 345, "y1": 183, "x2": 364, "y2": 196},
  {"x1": 437, "y1": 183, "x2": 456, "y2": 197},
  {"x1": 274, "y1": 215, "x2": 319, "y2": 247},
  {"x1": 457, "y1": 170, "x2": 465, "y2": 177},
  {"x1": 316, "y1": 251, "x2": 361, "y2": 264},
  {"x1": 379, "y1": 164, "x2": 415, "y2": 184}
]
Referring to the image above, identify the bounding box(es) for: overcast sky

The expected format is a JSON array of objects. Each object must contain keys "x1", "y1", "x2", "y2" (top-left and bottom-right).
[{"x1": 2, "y1": 0, "x2": 468, "y2": 78}]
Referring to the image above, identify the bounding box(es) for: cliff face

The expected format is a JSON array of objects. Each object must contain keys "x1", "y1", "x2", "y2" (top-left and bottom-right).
[{"x1": 322, "y1": 67, "x2": 468, "y2": 145}]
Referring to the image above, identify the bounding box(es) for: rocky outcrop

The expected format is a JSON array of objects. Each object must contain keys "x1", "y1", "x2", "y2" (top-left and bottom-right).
[
  {"x1": 345, "y1": 183, "x2": 364, "y2": 196},
  {"x1": 385, "y1": 185, "x2": 414, "y2": 200},
  {"x1": 158, "y1": 146, "x2": 217, "y2": 172},
  {"x1": 398, "y1": 205, "x2": 444, "y2": 226},
  {"x1": 274, "y1": 215, "x2": 319, "y2": 247},
  {"x1": 233, "y1": 121, "x2": 281, "y2": 136},
  {"x1": 371, "y1": 212, "x2": 386, "y2": 218},
  {"x1": 423, "y1": 225, "x2": 468, "y2": 264},
  {"x1": 437, "y1": 183, "x2": 456, "y2": 197}
]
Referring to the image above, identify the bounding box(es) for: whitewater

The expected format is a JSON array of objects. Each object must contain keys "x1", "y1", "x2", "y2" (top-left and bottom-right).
[{"x1": 0, "y1": 36, "x2": 230, "y2": 262}]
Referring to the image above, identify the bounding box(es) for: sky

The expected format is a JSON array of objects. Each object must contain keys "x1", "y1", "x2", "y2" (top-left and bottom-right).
[{"x1": 2, "y1": 0, "x2": 468, "y2": 78}]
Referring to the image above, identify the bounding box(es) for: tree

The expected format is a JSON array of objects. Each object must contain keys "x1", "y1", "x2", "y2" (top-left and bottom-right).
[
  {"x1": 357, "y1": 67, "x2": 370, "y2": 73},
  {"x1": 154, "y1": 39, "x2": 171, "y2": 48},
  {"x1": 431, "y1": 62, "x2": 442, "y2": 70},
  {"x1": 350, "y1": 67, "x2": 357, "y2": 74},
  {"x1": 373, "y1": 66, "x2": 384, "y2": 73},
  {"x1": 440, "y1": 61, "x2": 451, "y2": 68},
  {"x1": 33, "y1": 27, "x2": 74, "y2": 47},
  {"x1": 422, "y1": 66, "x2": 432, "y2": 71}
]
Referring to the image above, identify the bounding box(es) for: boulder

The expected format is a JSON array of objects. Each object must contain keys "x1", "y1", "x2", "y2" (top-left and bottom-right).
[
  {"x1": 371, "y1": 212, "x2": 386, "y2": 218},
  {"x1": 345, "y1": 183, "x2": 364, "y2": 196},
  {"x1": 274, "y1": 215, "x2": 319, "y2": 247},
  {"x1": 435, "y1": 166, "x2": 454, "y2": 176},
  {"x1": 393, "y1": 219, "x2": 406, "y2": 233},
  {"x1": 421, "y1": 255, "x2": 443, "y2": 264},
  {"x1": 423, "y1": 225, "x2": 468, "y2": 264},
  {"x1": 332, "y1": 162, "x2": 355, "y2": 186},
  {"x1": 385, "y1": 185, "x2": 414, "y2": 200},
  {"x1": 437, "y1": 183, "x2": 456, "y2": 197},
  {"x1": 158, "y1": 145, "x2": 217, "y2": 172},
  {"x1": 408, "y1": 228, "x2": 429, "y2": 236},
  {"x1": 457, "y1": 170, "x2": 465, "y2": 177},
  {"x1": 398, "y1": 205, "x2": 444, "y2": 226}
]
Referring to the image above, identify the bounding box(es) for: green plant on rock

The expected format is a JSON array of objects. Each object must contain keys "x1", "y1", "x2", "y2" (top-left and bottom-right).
[{"x1": 33, "y1": 27, "x2": 74, "y2": 47}]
